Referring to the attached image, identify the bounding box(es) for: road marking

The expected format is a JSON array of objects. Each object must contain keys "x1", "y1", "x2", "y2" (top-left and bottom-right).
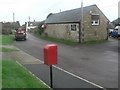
[
  {"x1": 33, "y1": 60, "x2": 107, "y2": 90},
  {"x1": 15, "y1": 48, "x2": 107, "y2": 90},
  {"x1": 53, "y1": 65, "x2": 107, "y2": 90}
]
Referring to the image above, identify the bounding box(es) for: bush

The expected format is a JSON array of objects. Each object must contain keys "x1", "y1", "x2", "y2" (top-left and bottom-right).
[
  {"x1": 2, "y1": 28, "x2": 12, "y2": 35},
  {"x1": 37, "y1": 21, "x2": 45, "y2": 35}
]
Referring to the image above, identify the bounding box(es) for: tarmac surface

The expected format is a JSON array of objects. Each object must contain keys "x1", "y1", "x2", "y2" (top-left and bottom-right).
[
  {"x1": 2, "y1": 46, "x2": 106, "y2": 89},
  {"x1": 24, "y1": 64, "x2": 103, "y2": 89},
  {"x1": 2, "y1": 33, "x2": 119, "y2": 89},
  {"x1": 13, "y1": 33, "x2": 118, "y2": 88}
]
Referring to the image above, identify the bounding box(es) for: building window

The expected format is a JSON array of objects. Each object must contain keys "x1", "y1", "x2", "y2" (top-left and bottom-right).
[
  {"x1": 91, "y1": 14, "x2": 100, "y2": 26},
  {"x1": 71, "y1": 24, "x2": 77, "y2": 31}
]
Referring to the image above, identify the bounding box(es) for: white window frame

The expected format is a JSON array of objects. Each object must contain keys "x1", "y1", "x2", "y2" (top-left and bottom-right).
[{"x1": 91, "y1": 14, "x2": 100, "y2": 26}]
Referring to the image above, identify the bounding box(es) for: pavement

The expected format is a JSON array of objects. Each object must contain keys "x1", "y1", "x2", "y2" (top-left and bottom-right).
[{"x1": 2, "y1": 45, "x2": 108, "y2": 89}]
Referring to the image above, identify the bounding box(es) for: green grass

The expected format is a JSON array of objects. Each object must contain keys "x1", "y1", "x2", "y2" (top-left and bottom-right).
[
  {"x1": 41, "y1": 36, "x2": 79, "y2": 45},
  {"x1": 0, "y1": 35, "x2": 2, "y2": 45},
  {"x1": 34, "y1": 30, "x2": 108, "y2": 45},
  {"x1": 0, "y1": 60, "x2": 2, "y2": 89},
  {"x1": 2, "y1": 60, "x2": 49, "y2": 88},
  {"x1": 34, "y1": 30, "x2": 79, "y2": 45},
  {"x1": 0, "y1": 47, "x2": 18, "y2": 52},
  {"x1": 0, "y1": 35, "x2": 14, "y2": 45}
]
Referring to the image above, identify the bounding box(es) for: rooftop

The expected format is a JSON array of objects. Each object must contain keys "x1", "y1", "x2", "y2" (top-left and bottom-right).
[{"x1": 45, "y1": 4, "x2": 97, "y2": 24}]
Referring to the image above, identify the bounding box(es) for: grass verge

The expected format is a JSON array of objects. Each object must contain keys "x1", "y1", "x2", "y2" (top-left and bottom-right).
[
  {"x1": 2, "y1": 60, "x2": 49, "y2": 88},
  {"x1": 0, "y1": 35, "x2": 14, "y2": 45},
  {"x1": 41, "y1": 36, "x2": 79, "y2": 45},
  {"x1": 34, "y1": 30, "x2": 108, "y2": 45},
  {"x1": 34, "y1": 30, "x2": 79, "y2": 45},
  {"x1": 0, "y1": 60, "x2": 2, "y2": 89},
  {"x1": 0, "y1": 47, "x2": 18, "y2": 52}
]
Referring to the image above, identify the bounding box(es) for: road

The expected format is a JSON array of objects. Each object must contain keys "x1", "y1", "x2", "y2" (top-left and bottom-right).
[{"x1": 14, "y1": 33, "x2": 118, "y2": 88}]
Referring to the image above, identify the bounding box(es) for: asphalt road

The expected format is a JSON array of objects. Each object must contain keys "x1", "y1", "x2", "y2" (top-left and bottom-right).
[
  {"x1": 14, "y1": 33, "x2": 118, "y2": 88},
  {"x1": 24, "y1": 64, "x2": 103, "y2": 89}
]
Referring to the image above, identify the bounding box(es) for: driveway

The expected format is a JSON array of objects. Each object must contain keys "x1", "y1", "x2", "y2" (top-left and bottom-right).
[{"x1": 14, "y1": 33, "x2": 118, "y2": 88}]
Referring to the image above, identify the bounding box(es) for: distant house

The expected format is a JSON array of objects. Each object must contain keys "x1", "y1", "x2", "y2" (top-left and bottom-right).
[
  {"x1": 27, "y1": 21, "x2": 40, "y2": 31},
  {"x1": 44, "y1": 4, "x2": 109, "y2": 43},
  {"x1": 112, "y1": 18, "x2": 120, "y2": 27}
]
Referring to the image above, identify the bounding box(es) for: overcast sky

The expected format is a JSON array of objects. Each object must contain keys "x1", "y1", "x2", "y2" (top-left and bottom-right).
[{"x1": 0, "y1": 0, "x2": 119, "y2": 25}]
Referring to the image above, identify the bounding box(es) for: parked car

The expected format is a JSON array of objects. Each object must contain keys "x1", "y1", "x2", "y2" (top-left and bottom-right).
[
  {"x1": 108, "y1": 29, "x2": 114, "y2": 36},
  {"x1": 15, "y1": 28, "x2": 26, "y2": 41},
  {"x1": 115, "y1": 26, "x2": 120, "y2": 39},
  {"x1": 111, "y1": 30, "x2": 118, "y2": 38},
  {"x1": 110, "y1": 26, "x2": 120, "y2": 39}
]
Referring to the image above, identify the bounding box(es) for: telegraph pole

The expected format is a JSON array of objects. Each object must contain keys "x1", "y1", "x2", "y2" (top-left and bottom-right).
[
  {"x1": 13, "y1": 12, "x2": 15, "y2": 22},
  {"x1": 118, "y1": 1, "x2": 120, "y2": 39},
  {"x1": 13, "y1": 12, "x2": 15, "y2": 29},
  {"x1": 79, "y1": 0, "x2": 83, "y2": 43},
  {"x1": 28, "y1": 16, "x2": 30, "y2": 28},
  {"x1": 81, "y1": 0, "x2": 83, "y2": 43},
  {"x1": 28, "y1": 16, "x2": 30, "y2": 22}
]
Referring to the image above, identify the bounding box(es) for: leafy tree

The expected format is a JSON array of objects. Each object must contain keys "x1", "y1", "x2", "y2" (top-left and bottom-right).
[{"x1": 38, "y1": 21, "x2": 45, "y2": 35}]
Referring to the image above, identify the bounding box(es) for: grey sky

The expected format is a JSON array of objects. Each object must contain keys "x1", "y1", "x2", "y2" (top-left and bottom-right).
[
  {"x1": 0, "y1": 0, "x2": 119, "y2": 25},
  {"x1": 118, "y1": 1, "x2": 120, "y2": 18}
]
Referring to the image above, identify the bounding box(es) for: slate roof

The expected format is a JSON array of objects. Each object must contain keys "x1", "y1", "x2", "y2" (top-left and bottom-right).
[
  {"x1": 45, "y1": 4, "x2": 98, "y2": 24},
  {"x1": 112, "y1": 18, "x2": 120, "y2": 25}
]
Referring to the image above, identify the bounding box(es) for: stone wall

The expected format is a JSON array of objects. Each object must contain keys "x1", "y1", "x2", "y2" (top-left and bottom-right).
[
  {"x1": 45, "y1": 23, "x2": 79, "y2": 42},
  {"x1": 82, "y1": 6, "x2": 108, "y2": 42}
]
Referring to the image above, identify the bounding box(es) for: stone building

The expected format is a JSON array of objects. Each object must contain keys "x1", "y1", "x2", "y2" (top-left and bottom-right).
[{"x1": 45, "y1": 4, "x2": 109, "y2": 43}]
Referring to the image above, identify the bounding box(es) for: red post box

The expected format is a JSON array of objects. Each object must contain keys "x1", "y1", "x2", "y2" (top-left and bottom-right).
[{"x1": 44, "y1": 44, "x2": 58, "y2": 65}]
